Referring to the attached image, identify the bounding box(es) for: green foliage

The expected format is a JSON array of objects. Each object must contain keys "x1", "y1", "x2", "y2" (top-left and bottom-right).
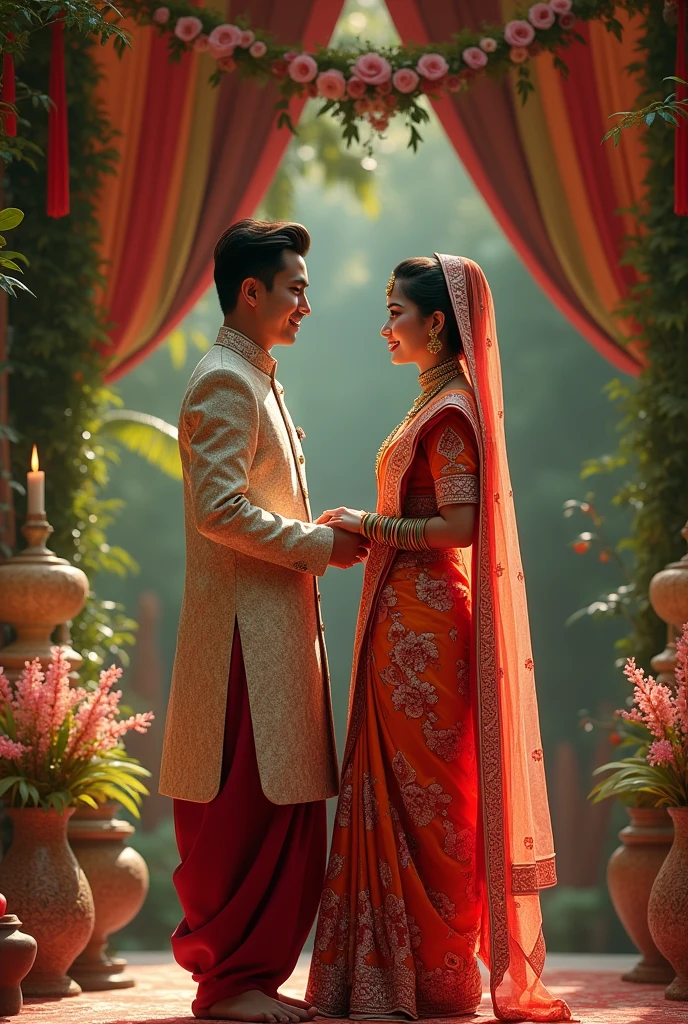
[
  {"x1": 0, "y1": 750, "x2": 151, "y2": 816},
  {"x1": 591, "y1": 755, "x2": 688, "y2": 807},
  {"x1": 541, "y1": 886, "x2": 610, "y2": 953},
  {"x1": 594, "y1": 10, "x2": 688, "y2": 670},
  {"x1": 0, "y1": 207, "x2": 33, "y2": 298},
  {"x1": 603, "y1": 75, "x2": 688, "y2": 146},
  {"x1": 0, "y1": 1, "x2": 130, "y2": 162},
  {"x1": 97, "y1": 410, "x2": 182, "y2": 481},
  {"x1": 4, "y1": 31, "x2": 141, "y2": 676}
]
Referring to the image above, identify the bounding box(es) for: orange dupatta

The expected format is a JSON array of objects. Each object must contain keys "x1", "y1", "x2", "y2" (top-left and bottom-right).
[{"x1": 343, "y1": 256, "x2": 571, "y2": 1022}]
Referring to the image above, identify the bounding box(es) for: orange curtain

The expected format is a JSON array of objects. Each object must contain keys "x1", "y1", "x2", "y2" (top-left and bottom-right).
[
  {"x1": 390, "y1": 1, "x2": 648, "y2": 377},
  {"x1": 95, "y1": 0, "x2": 345, "y2": 382}
]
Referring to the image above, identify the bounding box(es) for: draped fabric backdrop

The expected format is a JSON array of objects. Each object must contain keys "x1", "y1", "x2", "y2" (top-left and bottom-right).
[
  {"x1": 96, "y1": 0, "x2": 344, "y2": 382},
  {"x1": 96, "y1": 0, "x2": 649, "y2": 382},
  {"x1": 389, "y1": 0, "x2": 648, "y2": 377}
]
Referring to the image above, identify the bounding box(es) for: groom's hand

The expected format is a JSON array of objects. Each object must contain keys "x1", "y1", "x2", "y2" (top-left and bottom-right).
[{"x1": 329, "y1": 526, "x2": 370, "y2": 569}]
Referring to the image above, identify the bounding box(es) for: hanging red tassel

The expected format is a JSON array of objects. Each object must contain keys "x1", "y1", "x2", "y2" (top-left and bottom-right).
[
  {"x1": 675, "y1": 0, "x2": 688, "y2": 215},
  {"x1": 2, "y1": 34, "x2": 16, "y2": 137},
  {"x1": 47, "y1": 19, "x2": 70, "y2": 218}
]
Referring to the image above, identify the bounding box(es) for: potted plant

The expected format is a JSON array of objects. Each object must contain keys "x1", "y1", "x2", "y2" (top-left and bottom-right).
[
  {"x1": 591, "y1": 622, "x2": 688, "y2": 1000},
  {"x1": 0, "y1": 647, "x2": 153, "y2": 997}
]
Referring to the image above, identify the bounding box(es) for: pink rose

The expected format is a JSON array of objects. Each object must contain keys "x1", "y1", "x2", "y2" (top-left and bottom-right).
[
  {"x1": 479, "y1": 37, "x2": 498, "y2": 53},
  {"x1": 208, "y1": 23, "x2": 242, "y2": 56},
  {"x1": 288, "y1": 53, "x2": 318, "y2": 83},
  {"x1": 250, "y1": 40, "x2": 267, "y2": 58},
  {"x1": 284, "y1": 50, "x2": 299, "y2": 63},
  {"x1": 504, "y1": 19, "x2": 536, "y2": 47},
  {"x1": 239, "y1": 30, "x2": 255, "y2": 48},
  {"x1": 528, "y1": 3, "x2": 555, "y2": 29},
  {"x1": 346, "y1": 76, "x2": 367, "y2": 98},
  {"x1": 509, "y1": 46, "x2": 530, "y2": 64},
  {"x1": 271, "y1": 59, "x2": 288, "y2": 79},
  {"x1": 462, "y1": 46, "x2": 488, "y2": 70},
  {"x1": 194, "y1": 34, "x2": 209, "y2": 52},
  {"x1": 208, "y1": 41, "x2": 233, "y2": 59},
  {"x1": 446, "y1": 74, "x2": 462, "y2": 93},
  {"x1": 392, "y1": 67, "x2": 419, "y2": 93},
  {"x1": 416, "y1": 52, "x2": 449, "y2": 81},
  {"x1": 352, "y1": 52, "x2": 392, "y2": 85},
  {"x1": 218, "y1": 55, "x2": 236, "y2": 72},
  {"x1": 354, "y1": 97, "x2": 371, "y2": 115},
  {"x1": 174, "y1": 16, "x2": 203, "y2": 43},
  {"x1": 558, "y1": 12, "x2": 577, "y2": 29},
  {"x1": 376, "y1": 79, "x2": 392, "y2": 96},
  {"x1": 153, "y1": 6, "x2": 170, "y2": 25},
  {"x1": 550, "y1": 0, "x2": 573, "y2": 12},
  {"x1": 316, "y1": 68, "x2": 346, "y2": 100}
]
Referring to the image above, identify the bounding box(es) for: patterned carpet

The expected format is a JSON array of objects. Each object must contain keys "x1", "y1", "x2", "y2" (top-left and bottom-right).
[{"x1": 12, "y1": 959, "x2": 688, "y2": 1024}]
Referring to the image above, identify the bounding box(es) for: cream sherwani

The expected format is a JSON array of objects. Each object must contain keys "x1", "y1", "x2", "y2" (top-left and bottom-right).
[{"x1": 159, "y1": 327, "x2": 338, "y2": 805}]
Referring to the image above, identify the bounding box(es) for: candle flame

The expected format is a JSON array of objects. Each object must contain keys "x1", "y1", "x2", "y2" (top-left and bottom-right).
[{"x1": 31, "y1": 445, "x2": 39, "y2": 472}]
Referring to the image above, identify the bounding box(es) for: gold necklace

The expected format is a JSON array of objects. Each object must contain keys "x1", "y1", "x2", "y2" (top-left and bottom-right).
[{"x1": 376, "y1": 359, "x2": 463, "y2": 472}]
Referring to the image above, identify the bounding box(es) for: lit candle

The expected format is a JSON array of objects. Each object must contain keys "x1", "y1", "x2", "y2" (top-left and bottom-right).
[{"x1": 27, "y1": 445, "x2": 45, "y2": 516}]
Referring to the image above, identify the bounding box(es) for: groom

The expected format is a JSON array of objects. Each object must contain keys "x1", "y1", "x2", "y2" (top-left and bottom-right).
[{"x1": 159, "y1": 220, "x2": 368, "y2": 1022}]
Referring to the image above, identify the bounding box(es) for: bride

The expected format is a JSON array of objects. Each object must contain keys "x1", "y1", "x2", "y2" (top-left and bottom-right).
[{"x1": 307, "y1": 255, "x2": 572, "y2": 1022}]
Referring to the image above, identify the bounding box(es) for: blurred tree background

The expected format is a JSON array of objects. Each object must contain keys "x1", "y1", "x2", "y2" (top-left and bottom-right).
[{"x1": 110, "y1": 0, "x2": 635, "y2": 953}]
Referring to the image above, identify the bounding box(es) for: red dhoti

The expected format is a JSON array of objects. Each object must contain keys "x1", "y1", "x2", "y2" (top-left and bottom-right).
[{"x1": 171, "y1": 627, "x2": 327, "y2": 1017}]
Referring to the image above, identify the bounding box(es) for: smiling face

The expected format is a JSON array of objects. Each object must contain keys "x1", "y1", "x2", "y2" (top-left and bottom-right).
[
  {"x1": 250, "y1": 249, "x2": 311, "y2": 348},
  {"x1": 380, "y1": 278, "x2": 446, "y2": 368}
]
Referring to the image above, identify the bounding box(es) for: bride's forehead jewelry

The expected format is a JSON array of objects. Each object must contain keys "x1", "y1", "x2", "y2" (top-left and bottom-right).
[{"x1": 386, "y1": 273, "x2": 395, "y2": 299}]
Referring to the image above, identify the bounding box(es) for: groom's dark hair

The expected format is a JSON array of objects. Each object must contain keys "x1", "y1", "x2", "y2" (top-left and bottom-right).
[{"x1": 214, "y1": 219, "x2": 311, "y2": 314}]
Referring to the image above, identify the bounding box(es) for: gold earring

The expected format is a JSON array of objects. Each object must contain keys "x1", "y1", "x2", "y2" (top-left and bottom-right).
[{"x1": 427, "y1": 326, "x2": 442, "y2": 354}]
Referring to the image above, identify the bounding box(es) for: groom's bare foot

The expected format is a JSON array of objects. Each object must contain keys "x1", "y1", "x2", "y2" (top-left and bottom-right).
[
  {"x1": 199, "y1": 990, "x2": 308, "y2": 1022},
  {"x1": 276, "y1": 993, "x2": 318, "y2": 1019}
]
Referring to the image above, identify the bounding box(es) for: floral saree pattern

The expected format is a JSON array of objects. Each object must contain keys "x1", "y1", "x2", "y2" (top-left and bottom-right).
[
  {"x1": 309, "y1": 256, "x2": 572, "y2": 1023},
  {"x1": 308, "y1": 413, "x2": 483, "y2": 1019}
]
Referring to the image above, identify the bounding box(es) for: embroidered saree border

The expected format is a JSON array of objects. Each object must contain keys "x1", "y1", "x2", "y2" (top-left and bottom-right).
[
  {"x1": 438, "y1": 254, "x2": 511, "y2": 990},
  {"x1": 511, "y1": 856, "x2": 557, "y2": 895}
]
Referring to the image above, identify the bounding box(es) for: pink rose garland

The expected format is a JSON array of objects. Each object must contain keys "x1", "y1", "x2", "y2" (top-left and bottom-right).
[
  {"x1": 208, "y1": 23, "x2": 242, "y2": 57},
  {"x1": 504, "y1": 19, "x2": 536, "y2": 47},
  {"x1": 346, "y1": 76, "x2": 367, "y2": 98},
  {"x1": 317, "y1": 69, "x2": 346, "y2": 100},
  {"x1": 289, "y1": 54, "x2": 318, "y2": 84},
  {"x1": 174, "y1": 16, "x2": 203, "y2": 43},
  {"x1": 250, "y1": 40, "x2": 267, "y2": 59},
  {"x1": 550, "y1": 0, "x2": 573, "y2": 12},
  {"x1": 462, "y1": 46, "x2": 488, "y2": 71},
  {"x1": 528, "y1": 3, "x2": 556, "y2": 30},
  {"x1": 153, "y1": 6, "x2": 170, "y2": 25},
  {"x1": 352, "y1": 52, "x2": 392, "y2": 85},
  {"x1": 416, "y1": 53, "x2": 449, "y2": 81},
  {"x1": 392, "y1": 68, "x2": 419, "y2": 94}
]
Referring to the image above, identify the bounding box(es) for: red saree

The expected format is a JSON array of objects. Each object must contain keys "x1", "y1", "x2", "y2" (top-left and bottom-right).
[{"x1": 307, "y1": 258, "x2": 571, "y2": 1022}]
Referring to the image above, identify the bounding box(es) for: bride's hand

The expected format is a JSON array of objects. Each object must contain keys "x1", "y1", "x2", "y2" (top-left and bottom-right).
[{"x1": 316, "y1": 507, "x2": 365, "y2": 533}]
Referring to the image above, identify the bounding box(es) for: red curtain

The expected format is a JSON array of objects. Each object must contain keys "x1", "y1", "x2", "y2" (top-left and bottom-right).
[
  {"x1": 390, "y1": 0, "x2": 648, "y2": 377},
  {"x1": 96, "y1": 1, "x2": 344, "y2": 382}
]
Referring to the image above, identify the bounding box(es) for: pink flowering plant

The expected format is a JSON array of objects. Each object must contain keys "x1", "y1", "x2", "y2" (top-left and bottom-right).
[
  {"x1": 119, "y1": 1, "x2": 638, "y2": 153},
  {"x1": 590, "y1": 622, "x2": 688, "y2": 807},
  {"x1": 0, "y1": 648, "x2": 154, "y2": 816}
]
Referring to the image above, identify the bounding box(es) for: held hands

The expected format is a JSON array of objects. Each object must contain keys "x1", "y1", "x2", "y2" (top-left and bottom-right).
[
  {"x1": 316, "y1": 507, "x2": 365, "y2": 533},
  {"x1": 319, "y1": 508, "x2": 370, "y2": 569}
]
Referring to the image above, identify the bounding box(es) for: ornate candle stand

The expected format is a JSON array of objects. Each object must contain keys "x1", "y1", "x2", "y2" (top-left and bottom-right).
[
  {"x1": 0, "y1": 514, "x2": 89, "y2": 681},
  {"x1": 648, "y1": 521, "x2": 688, "y2": 686}
]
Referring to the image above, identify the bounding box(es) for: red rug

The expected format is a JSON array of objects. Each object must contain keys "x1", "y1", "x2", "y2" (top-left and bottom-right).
[{"x1": 12, "y1": 961, "x2": 688, "y2": 1024}]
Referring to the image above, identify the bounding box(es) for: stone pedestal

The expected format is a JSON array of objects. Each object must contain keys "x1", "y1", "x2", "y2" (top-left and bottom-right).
[
  {"x1": 0, "y1": 516, "x2": 88, "y2": 680},
  {"x1": 649, "y1": 522, "x2": 688, "y2": 685}
]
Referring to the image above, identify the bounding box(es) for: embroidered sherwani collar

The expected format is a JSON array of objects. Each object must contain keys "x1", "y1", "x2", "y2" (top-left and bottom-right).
[{"x1": 215, "y1": 326, "x2": 277, "y2": 378}]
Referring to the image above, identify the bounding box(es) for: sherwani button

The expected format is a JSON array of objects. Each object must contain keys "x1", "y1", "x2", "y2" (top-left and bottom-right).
[{"x1": 299, "y1": 455, "x2": 305, "y2": 464}]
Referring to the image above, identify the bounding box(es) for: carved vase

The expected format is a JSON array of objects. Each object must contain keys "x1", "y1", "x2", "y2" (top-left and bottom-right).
[
  {"x1": 0, "y1": 913, "x2": 38, "y2": 1016},
  {"x1": 68, "y1": 804, "x2": 150, "y2": 990},
  {"x1": 0, "y1": 808, "x2": 94, "y2": 996},
  {"x1": 607, "y1": 807, "x2": 675, "y2": 984},
  {"x1": 649, "y1": 807, "x2": 688, "y2": 1000}
]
